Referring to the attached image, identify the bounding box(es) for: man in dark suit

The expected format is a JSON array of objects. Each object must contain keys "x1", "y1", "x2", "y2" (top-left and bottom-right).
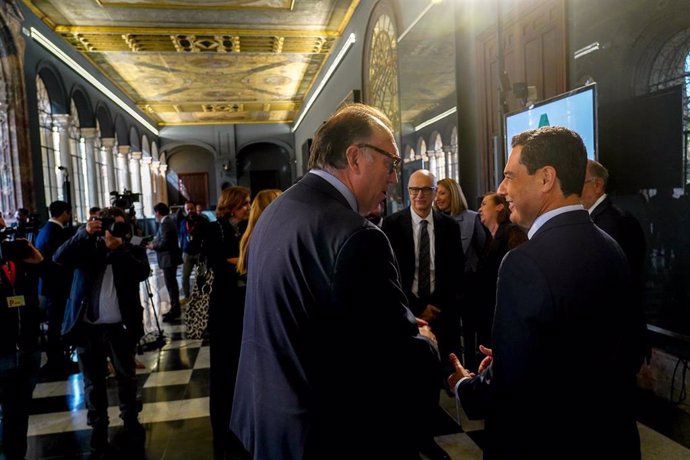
[
  {"x1": 448, "y1": 127, "x2": 645, "y2": 459},
  {"x1": 56, "y1": 207, "x2": 150, "y2": 452},
  {"x1": 148, "y1": 202, "x2": 181, "y2": 321},
  {"x1": 382, "y1": 169, "x2": 463, "y2": 459},
  {"x1": 230, "y1": 104, "x2": 439, "y2": 460},
  {"x1": 581, "y1": 159, "x2": 647, "y2": 284},
  {"x1": 35, "y1": 200, "x2": 78, "y2": 377}
]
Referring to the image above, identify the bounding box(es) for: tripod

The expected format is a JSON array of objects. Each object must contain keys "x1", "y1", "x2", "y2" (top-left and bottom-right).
[{"x1": 138, "y1": 277, "x2": 166, "y2": 353}]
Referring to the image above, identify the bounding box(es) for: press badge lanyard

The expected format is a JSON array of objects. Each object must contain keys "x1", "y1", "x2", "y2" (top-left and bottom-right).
[{"x1": 3, "y1": 261, "x2": 26, "y2": 308}]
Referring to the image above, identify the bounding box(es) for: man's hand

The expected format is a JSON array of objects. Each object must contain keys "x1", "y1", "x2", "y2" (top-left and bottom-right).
[
  {"x1": 21, "y1": 240, "x2": 43, "y2": 264},
  {"x1": 478, "y1": 345, "x2": 493, "y2": 374},
  {"x1": 417, "y1": 321, "x2": 437, "y2": 345},
  {"x1": 104, "y1": 230, "x2": 123, "y2": 251},
  {"x1": 85, "y1": 218, "x2": 102, "y2": 236},
  {"x1": 447, "y1": 353, "x2": 473, "y2": 394},
  {"x1": 419, "y1": 304, "x2": 441, "y2": 322}
]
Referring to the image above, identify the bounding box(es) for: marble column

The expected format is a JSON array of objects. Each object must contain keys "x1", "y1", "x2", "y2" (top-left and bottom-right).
[
  {"x1": 117, "y1": 145, "x2": 131, "y2": 192},
  {"x1": 141, "y1": 157, "x2": 153, "y2": 218},
  {"x1": 159, "y1": 163, "x2": 168, "y2": 204},
  {"x1": 150, "y1": 160, "x2": 160, "y2": 204},
  {"x1": 81, "y1": 127, "x2": 99, "y2": 209},
  {"x1": 52, "y1": 114, "x2": 73, "y2": 204},
  {"x1": 100, "y1": 138, "x2": 117, "y2": 203},
  {"x1": 129, "y1": 151, "x2": 143, "y2": 218}
]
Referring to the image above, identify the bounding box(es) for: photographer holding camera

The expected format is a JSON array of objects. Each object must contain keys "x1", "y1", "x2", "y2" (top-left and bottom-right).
[
  {"x1": 0, "y1": 232, "x2": 44, "y2": 460},
  {"x1": 54, "y1": 207, "x2": 150, "y2": 452}
]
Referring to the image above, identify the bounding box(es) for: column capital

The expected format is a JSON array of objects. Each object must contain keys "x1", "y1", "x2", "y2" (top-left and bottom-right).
[
  {"x1": 100, "y1": 137, "x2": 116, "y2": 148},
  {"x1": 159, "y1": 164, "x2": 168, "y2": 173},
  {"x1": 118, "y1": 145, "x2": 131, "y2": 156},
  {"x1": 51, "y1": 114, "x2": 71, "y2": 131},
  {"x1": 141, "y1": 156, "x2": 152, "y2": 165},
  {"x1": 150, "y1": 160, "x2": 160, "y2": 169},
  {"x1": 130, "y1": 151, "x2": 143, "y2": 161},
  {"x1": 80, "y1": 127, "x2": 98, "y2": 140}
]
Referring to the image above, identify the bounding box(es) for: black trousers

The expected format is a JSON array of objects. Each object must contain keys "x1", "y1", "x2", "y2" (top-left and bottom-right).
[
  {"x1": 77, "y1": 323, "x2": 141, "y2": 429},
  {"x1": 0, "y1": 349, "x2": 41, "y2": 460},
  {"x1": 162, "y1": 266, "x2": 181, "y2": 313}
]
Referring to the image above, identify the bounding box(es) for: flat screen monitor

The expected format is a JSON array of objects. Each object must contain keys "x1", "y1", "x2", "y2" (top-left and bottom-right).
[{"x1": 505, "y1": 84, "x2": 597, "y2": 160}]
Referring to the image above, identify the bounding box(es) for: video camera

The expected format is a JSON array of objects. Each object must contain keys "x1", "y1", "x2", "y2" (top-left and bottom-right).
[
  {"x1": 0, "y1": 228, "x2": 32, "y2": 261},
  {"x1": 110, "y1": 189, "x2": 140, "y2": 211}
]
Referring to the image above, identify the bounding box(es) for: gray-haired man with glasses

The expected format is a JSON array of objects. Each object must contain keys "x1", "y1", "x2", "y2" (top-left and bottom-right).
[{"x1": 382, "y1": 169, "x2": 464, "y2": 460}]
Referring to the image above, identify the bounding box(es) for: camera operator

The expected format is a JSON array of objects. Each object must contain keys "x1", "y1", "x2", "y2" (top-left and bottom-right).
[
  {"x1": 54, "y1": 207, "x2": 150, "y2": 452},
  {"x1": 0, "y1": 235, "x2": 44, "y2": 460}
]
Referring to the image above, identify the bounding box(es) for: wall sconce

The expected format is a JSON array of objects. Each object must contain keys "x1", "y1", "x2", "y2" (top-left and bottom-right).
[{"x1": 223, "y1": 160, "x2": 233, "y2": 173}]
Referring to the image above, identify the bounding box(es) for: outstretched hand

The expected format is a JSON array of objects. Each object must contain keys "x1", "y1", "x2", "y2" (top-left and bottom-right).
[
  {"x1": 447, "y1": 353, "x2": 474, "y2": 394},
  {"x1": 478, "y1": 345, "x2": 493, "y2": 374}
]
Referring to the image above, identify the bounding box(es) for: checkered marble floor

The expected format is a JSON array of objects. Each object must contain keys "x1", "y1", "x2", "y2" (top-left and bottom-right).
[{"x1": 20, "y1": 268, "x2": 690, "y2": 459}]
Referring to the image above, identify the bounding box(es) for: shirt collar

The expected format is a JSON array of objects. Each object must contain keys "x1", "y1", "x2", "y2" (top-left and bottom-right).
[
  {"x1": 410, "y1": 207, "x2": 433, "y2": 226},
  {"x1": 587, "y1": 193, "x2": 607, "y2": 215},
  {"x1": 48, "y1": 217, "x2": 64, "y2": 228},
  {"x1": 309, "y1": 169, "x2": 358, "y2": 213},
  {"x1": 527, "y1": 204, "x2": 584, "y2": 239}
]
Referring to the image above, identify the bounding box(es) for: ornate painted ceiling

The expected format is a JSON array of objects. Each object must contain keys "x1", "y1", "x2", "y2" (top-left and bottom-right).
[{"x1": 22, "y1": 0, "x2": 359, "y2": 126}]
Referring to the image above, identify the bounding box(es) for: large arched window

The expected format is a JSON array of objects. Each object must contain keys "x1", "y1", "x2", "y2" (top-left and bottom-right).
[
  {"x1": 449, "y1": 128, "x2": 459, "y2": 181},
  {"x1": 68, "y1": 99, "x2": 88, "y2": 222},
  {"x1": 647, "y1": 29, "x2": 690, "y2": 184},
  {"x1": 430, "y1": 133, "x2": 445, "y2": 180},
  {"x1": 37, "y1": 76, "x2": 60, "y2": 205}
]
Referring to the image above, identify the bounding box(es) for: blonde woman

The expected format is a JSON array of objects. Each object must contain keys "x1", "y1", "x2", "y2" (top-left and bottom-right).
[
  {"x1": 237, "y1": 189, "x2": 282, "y2": 276},
  {"x1": 434, "y1": 177, "x2": 487, "y2": 273}
]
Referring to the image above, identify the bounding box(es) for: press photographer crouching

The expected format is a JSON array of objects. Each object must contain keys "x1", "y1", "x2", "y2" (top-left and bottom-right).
[
  {"x1": 0, "y1": 233, "x2": 44, "y2": 460},
  {"x1": 54, "y1": 207, "x2": 150, "y2": 452}
]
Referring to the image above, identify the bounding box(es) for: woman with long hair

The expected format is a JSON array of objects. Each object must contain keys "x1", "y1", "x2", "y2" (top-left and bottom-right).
[
  {"x1": 236, "y1": 189, "x2": 282, "y2": 276},
  {"x1": 434, "y1": 177, "x2": 487, "y2": 273},
  {"x1": 203, "y1": 186, "x2": 251, "y2": 460}
]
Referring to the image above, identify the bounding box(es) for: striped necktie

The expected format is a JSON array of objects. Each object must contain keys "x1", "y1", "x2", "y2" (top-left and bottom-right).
[{"x1": 418, "y1": 219, "x2": 430, "y2": 299}]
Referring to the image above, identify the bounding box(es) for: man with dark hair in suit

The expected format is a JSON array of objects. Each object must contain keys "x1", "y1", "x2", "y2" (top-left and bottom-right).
[
  {"x1": 148, "y1": 202, "x2": 181, "y2": 321},
  {"x1": 448, "y1": 127, "x2": 645, "y2": 459},
  {"x1": 230, "y1": 103, "x2": 439, "y2": 460},
  {"x1": 382, "y1": 169, "x2": 463, "y2": 460},
  {"x1": 35, "y1": 200, "x2": 78, "y2": 377}
]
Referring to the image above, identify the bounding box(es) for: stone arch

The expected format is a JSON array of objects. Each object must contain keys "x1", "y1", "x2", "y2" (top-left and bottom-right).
[
  {"x1": 95, "y1": 103, "x2": 114, "y2": 138},
  {"x1": 69, "y1": 85, "x2": 94, "y2": 128},
  {"x1": 236, "y1": 141, "x2": 292, "y2": 193},
  {"x1": 151, "y1": 141, "x2": 159, "y2": 160},
  {"x1": 129, "y1": 125, "x2": 141, "y2": 152},
  {"x1": 36, "y1": 63, "x2": 68, "y2": 114},
  {"x1": 113, "y1": 115, "x2": 128, "y2": 146},
  {"x1": 141, "y1": 134, "x2": 151, "y2": 157}
]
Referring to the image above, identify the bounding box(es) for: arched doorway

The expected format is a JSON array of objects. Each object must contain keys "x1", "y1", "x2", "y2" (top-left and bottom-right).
[{"x1": 236, "y1": 142, "x2": 291, "y2": 194}]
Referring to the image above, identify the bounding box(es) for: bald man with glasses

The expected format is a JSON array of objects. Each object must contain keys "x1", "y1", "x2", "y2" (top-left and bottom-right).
[{"x1": 382, "y1": 169, "x2": 464, "y2": 460}]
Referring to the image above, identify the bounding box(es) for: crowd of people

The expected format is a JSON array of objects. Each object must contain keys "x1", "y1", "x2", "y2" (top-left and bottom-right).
[{"x1": 0, "y1": 102, "x2": 651, "y2": 460}]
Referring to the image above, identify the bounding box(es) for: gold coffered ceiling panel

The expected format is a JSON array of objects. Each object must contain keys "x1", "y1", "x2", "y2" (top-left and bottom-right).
[{"x1": 23, "y1": 0, "x2": 359, "y2": 125}]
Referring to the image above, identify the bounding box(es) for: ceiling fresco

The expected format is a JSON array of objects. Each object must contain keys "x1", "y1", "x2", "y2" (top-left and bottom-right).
[{"x1": 23, "y1": 0, "x2": 359, "y2": 126}]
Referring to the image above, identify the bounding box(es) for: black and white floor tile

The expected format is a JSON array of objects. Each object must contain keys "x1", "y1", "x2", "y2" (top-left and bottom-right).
[{"x1": 19, "y1": 266, "x2": 690, "y2": 459}]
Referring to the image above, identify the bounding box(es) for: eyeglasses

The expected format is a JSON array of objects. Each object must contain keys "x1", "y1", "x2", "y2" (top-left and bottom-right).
[
  {"x1": 408, "y1": 187, "x2": 436, "y2": 196},
  {"x1": 357, "y1": 143, "x2": 401, "y2": 174}
]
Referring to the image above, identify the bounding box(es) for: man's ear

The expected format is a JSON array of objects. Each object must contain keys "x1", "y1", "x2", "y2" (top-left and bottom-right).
[
  {"x1": 541, "y1": 166, "x2": 557, "y2": 191},
  {"x1": 345, "y1": 144, "x2": 361, "y2": 170}
]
